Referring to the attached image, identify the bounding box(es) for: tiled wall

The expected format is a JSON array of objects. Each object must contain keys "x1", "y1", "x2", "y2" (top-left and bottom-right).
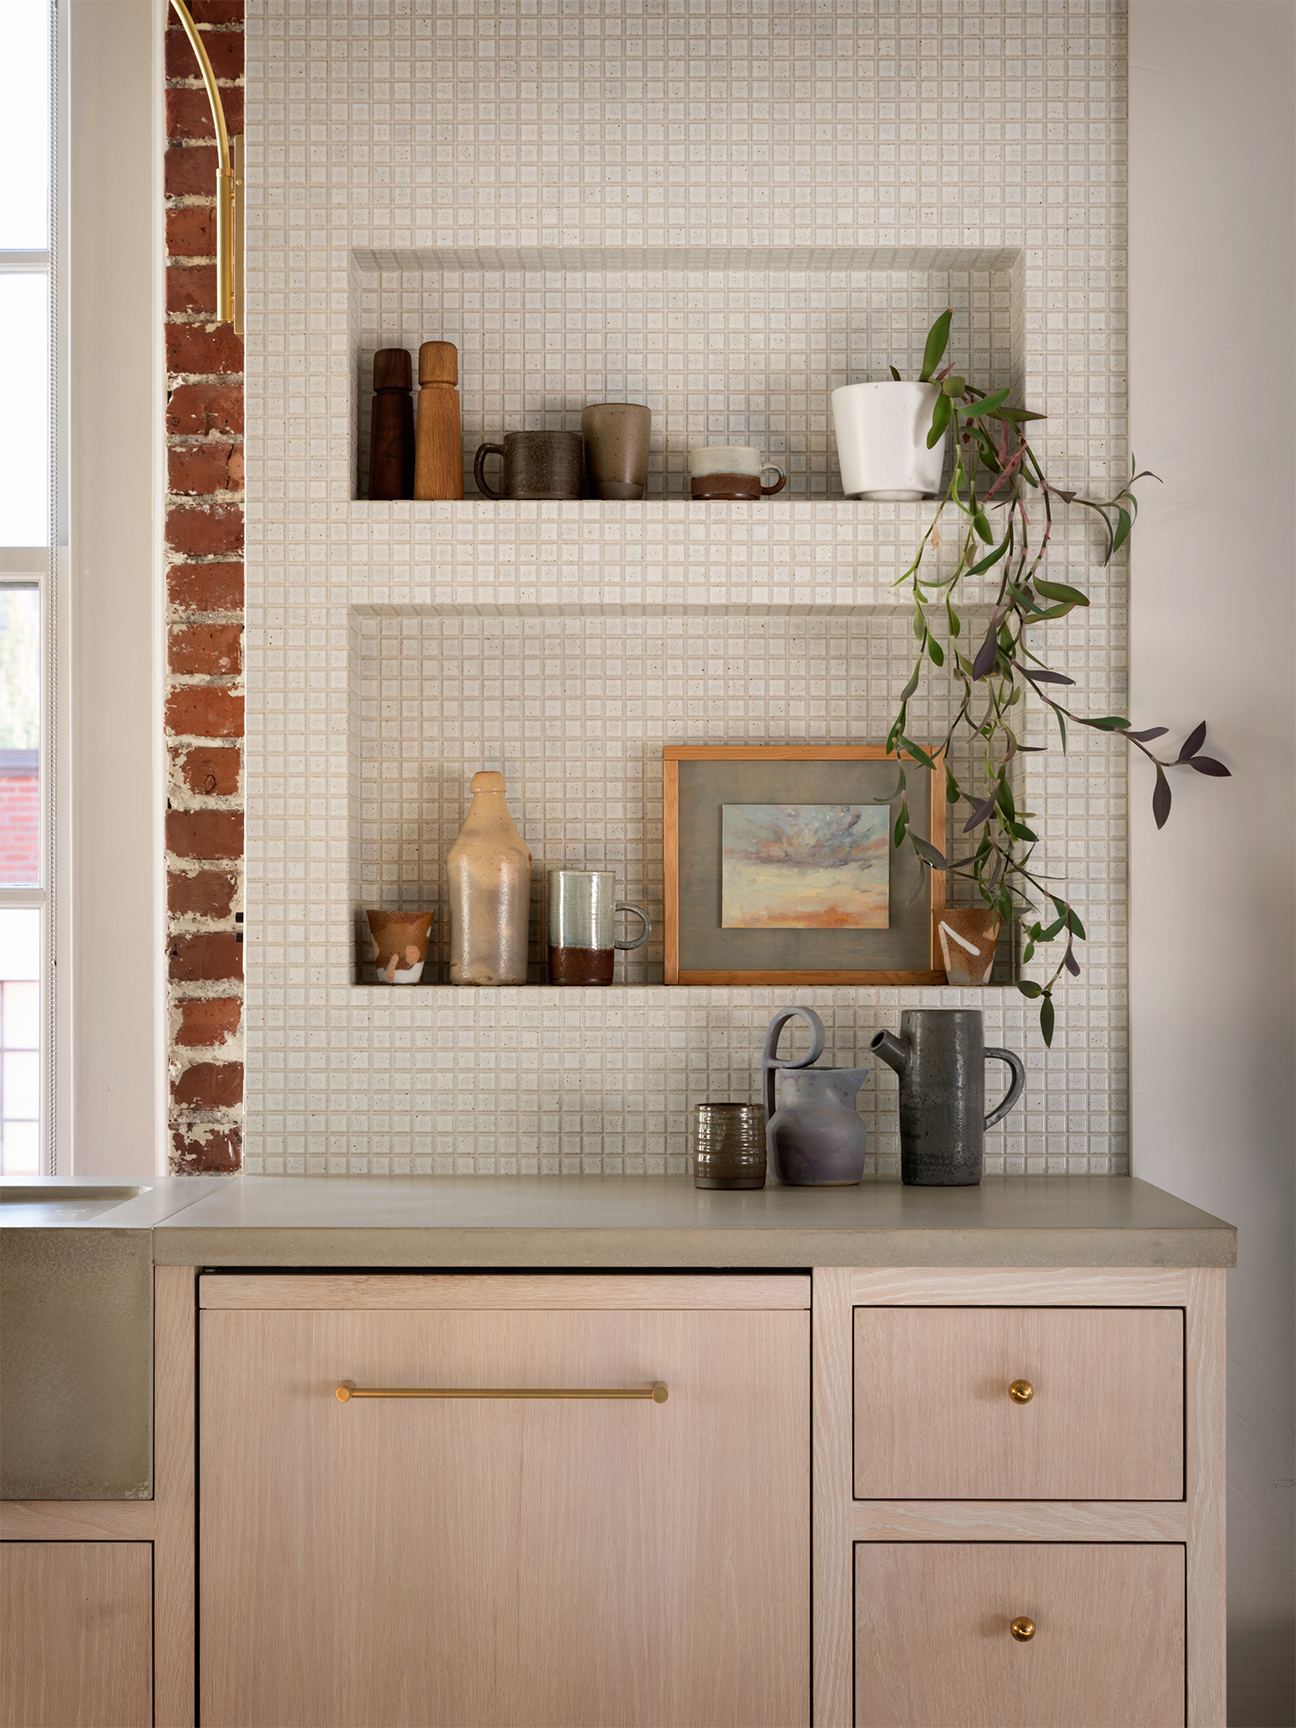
[{"x1": 243, "y1": 0, "x2": 1130, "y2": 1179}]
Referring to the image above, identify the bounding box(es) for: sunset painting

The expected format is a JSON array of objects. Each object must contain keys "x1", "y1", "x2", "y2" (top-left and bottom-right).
[{"x1": 721, "y1": 804, "x2": 890, "y2": 929}]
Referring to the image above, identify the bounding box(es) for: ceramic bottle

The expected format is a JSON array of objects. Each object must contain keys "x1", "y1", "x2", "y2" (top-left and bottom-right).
[{"x1": 446, "y1": 772, "x2": 532, "y2": 985}]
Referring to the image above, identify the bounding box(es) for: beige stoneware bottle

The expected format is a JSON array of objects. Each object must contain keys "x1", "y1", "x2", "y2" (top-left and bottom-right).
[{"x1": 446, "y1": 771, "x2": 532, "y2": 985}]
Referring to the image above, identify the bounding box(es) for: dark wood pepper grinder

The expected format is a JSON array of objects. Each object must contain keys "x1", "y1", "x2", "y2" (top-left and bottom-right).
[
  {"x1": 414, "y1": 340, "x2": 464, "y2": 500},
  {"x1": 367, "y1": 348, "x2": 415, "y2": 500}
]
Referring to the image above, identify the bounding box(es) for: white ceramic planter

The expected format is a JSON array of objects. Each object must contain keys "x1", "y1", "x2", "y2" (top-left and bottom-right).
[{"x1": 832, "y1": 380, "x2": 947, "y2": 500}]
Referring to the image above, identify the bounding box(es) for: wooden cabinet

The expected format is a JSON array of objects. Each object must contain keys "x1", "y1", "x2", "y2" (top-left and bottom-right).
[
  {"x1": 0, "y1": 1542, "x2": 152, "y2": 1728},
  {"x1": 198, "y1": 1273, "x2": 810, "y2": 1728},
  {"x1": 853, "y1": 1305, "x2": 1184, "y2": 1499},
  {"x1": 855, "y1": 1542, "x2": 1186, "y2": 1728}
]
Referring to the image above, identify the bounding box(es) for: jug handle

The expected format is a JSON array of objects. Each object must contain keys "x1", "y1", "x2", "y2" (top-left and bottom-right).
[
  {"x1": 761, "y1": 1006, "x2": 826, "y2": 1127},
  {"x1": 984, "y1": 1047, "x2": 1026, "y2": 1128}
]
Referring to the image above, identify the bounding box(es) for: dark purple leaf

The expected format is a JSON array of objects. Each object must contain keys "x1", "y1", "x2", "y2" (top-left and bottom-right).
[
  {"x1": 1126, "y1": 726, "x2": 1169, "y2": 742},
  {"x1": 1187, "y1": 756, "x2": 1231, "y2": 777},
  {"x1": 1177, "y1": 721, "x2": 1208, "y2": 762},
  {"x1": 1040, "y1": 996, "x2": 1055, "y2": 1046},
  {"x1": 972, "y1": 627, "x2": 999, "y2": 681},
  {"x1": 1063, "y1": 949, "x2": 1081, "y2": 977},
  {"x1": 909, "y1": 834, "x2": 949, "y2": 871},
  {"x1": 1020, "y1": 666, "x2": 1075, "y2": 686},
  {"x1": 1152, "y1": 765, "x2": 1172, "y2": 829},
  {"x1": 962, "y1": 791, "x2": 998, "y2": 834}
]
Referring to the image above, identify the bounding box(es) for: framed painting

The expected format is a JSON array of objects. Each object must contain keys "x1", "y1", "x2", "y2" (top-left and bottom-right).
[{"x1": 662, "y1": 746, "x2": 946, "y2": 986}]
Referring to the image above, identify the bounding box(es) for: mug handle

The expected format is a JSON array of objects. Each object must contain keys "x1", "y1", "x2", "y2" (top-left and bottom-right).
[
  {"x1": 474, "y1": 443, "x2": 506, "y2": 500},
  {"x1": 984, "y1": 1046, "x2": 1026, "y2": 1128},
  {"x1": 613, "y1": 903, "x2": 652, "y2": 950},
  {"x1": 760, "y1": 465, "x2": 787, "y2": 496}
]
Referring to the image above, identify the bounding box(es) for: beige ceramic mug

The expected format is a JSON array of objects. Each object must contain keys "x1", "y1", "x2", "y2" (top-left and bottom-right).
[{"x1": 688, "y1": 445, "x2": 787, "y2": 500}]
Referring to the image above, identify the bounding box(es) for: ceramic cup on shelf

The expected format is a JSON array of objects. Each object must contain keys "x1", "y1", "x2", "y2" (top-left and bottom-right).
[
  {"x1": 688, "y1": 445, "x2": 787, "y2": 500},
  {"x1": 547, "y1": 870, "x2": 651, "y2": 985},
  {"x1": 474, "y1": 431, "x2": 583, "y2": 501},
  {"x1": 366, "y1": 910, "x2": 435, "y2": 984},
  {"x1": 933, "y1": 907, "x2": 1003, "y2": 986},
  {"x1": 692, "y1": 1103, "x2": 767, "y2": 1190},
  {"x1": 582, "y1": 403, "x2": 652, "y2": 500}
]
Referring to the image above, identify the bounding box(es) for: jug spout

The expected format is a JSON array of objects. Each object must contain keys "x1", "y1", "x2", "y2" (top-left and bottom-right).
[{"x1": 870, "y1": 1028, "x2": 909, "y2": 1076}]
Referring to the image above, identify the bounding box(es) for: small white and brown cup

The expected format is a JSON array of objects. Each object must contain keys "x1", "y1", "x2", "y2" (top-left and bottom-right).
[
  {"x1": 689, "y1": 445, "x2": 787, "y2": 500},
  {"x1": 366, "y1": 910, "x2": 435, "y2": 984}
]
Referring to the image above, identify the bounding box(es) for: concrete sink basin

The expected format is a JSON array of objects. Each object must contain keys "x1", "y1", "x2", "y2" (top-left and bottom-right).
[{"x1": 0, "y1": 1184, "x2": 149, "y2": 1225}]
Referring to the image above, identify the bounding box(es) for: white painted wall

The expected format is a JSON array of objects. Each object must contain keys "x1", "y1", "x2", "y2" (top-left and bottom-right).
[
  {"x1": 1129, "y1": 6, "x2": 1295, "y2": 1722},
  {"x1": 66, "y1": 0, "x2": 162, "y2": 1178}
]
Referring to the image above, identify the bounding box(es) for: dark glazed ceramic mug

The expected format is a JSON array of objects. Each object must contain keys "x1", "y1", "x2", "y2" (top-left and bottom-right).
[
  {"x1": 474, "y1": 430, "x2": 583, "y2": 500},
  {"x1": 692, "y1": 1103, "x2": 767, "y2": 1190}
]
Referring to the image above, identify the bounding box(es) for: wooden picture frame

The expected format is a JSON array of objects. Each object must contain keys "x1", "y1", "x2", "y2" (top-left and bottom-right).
[{"x1": 662, "y1": 746, "x2": 945, "y2": 986}]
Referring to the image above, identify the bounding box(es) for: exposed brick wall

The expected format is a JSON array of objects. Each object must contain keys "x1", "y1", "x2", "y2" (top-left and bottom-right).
[
  {"x1": 164, "y1": 0, "x2": 244, "y2": 1175},
  {"x1": 0, "y1": 770, "x2": 39, "y2": 885}
]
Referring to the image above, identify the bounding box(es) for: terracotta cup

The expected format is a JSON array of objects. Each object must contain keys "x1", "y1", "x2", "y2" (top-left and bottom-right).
[
  {"x1": 474, "y1": 431, "x2": 583, "y2": 500},
  {"x1": 581, "y1": 403, "x2": 652, "y2": 500},
  {"x1": 366, "y1": 910, "x2": 435, "y2": 984},
  {"x1": 933, "y1": 908, "x2": 1003, "y2": 986}
]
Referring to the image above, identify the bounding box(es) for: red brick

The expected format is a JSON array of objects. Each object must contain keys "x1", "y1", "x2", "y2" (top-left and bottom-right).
[
  {"x1": 166, "y1": 808, "x2": 244, "y2": 859},
  {"x1": 166, "y1": 82, "x2": 245, "y2": 142},
  {"x1": 168, "y1": 0, "x2": 244, "y2": 23},
  {"x1": 167, "y1": 263, "x2": 217, "y2": 317},
  {"x1": 167, "y1": 559, "x2": 243, "y2": 611},
  {"x1": 168, "y1": 932, "x2": 243, "y2": 982},
  {"x1": 168, "y1": 867, "x2": 237, "y2": 918},
  {"x1": 165, "y1": 143, "x2": 220, "y2": 199},
  {"x1": 165, "y1": 27, "x2": 244, "y2": 82},
  {"x1": 166, "y1": 205, "x2": 215, "y2": 259},
  {"x1": 169, "y1": 625, "x2": 242, "y2": 676},
  {"x1": 170, "y1": 1125, "x2": 242, "y2": 1175},
  {"x1": 172, "y1": 1061, "x2": 243, "y2": 1109},
  {"x1": 166, "y1": 320, "x2": 243, "y2": 378},
  {"x1": 165, "y1": 685, "x2": 244, "y2": 740},
  {"x1": 168, "y1": 442, "x2": 243, "y2": 496},
  {"x1": 166, "y1": 384, "x2": 243, "y2": 437},
  {"x1": 175, "y1": 996, "x2": 242, "y2": 1049},
  {"x1": 166, "y1": 502, "x2": 243, "y2": 557}
]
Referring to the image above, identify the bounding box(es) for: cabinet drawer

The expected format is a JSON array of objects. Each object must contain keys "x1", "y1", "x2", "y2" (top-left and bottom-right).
[
  {"x1": 855, "y1": 1542, "x2": 1185, "y2": 1728},
  {"x1": 854, "y1": 1307, "x2": 1183, "y2": 1499}
]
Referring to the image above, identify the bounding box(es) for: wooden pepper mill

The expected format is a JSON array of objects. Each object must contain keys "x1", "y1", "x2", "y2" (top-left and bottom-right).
[
  {"x1": 367, "y1": 348, "x2": 415, "y2": 500},
  {"x1": 414, "y1": 340, "x2": 464, "y2": 500}
]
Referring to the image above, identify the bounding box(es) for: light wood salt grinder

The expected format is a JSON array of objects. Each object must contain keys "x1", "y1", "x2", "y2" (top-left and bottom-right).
[
  {"x1": 367, "y1": 348, "x2": 415, "y2": 500},
  {"x1": 414, "y1": 340, "x2": 464, "y2": 500}
]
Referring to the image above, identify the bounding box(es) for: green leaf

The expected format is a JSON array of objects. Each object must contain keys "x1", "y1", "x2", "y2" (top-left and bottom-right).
[
  {"x1": 995, "y1": 778, "x2": 1017, "y2": 821},
  {"x1": 927, "y1": 391, "x2": 952, "y2": 448},
  {"x1": 889, "y1": 364, "x2": 902, "y2": 381},
  {"x1": 942, "y1": 375, "x2": 966, "y2": 398},
  {"x1": 1017, "y1": 980, "x2": 1043, "y2": 999},
  {"x1": 967, "y1": 532, "x2": 1011, "y2": 577},
  {"x1": 1055, "y1": 707, "x2": 1068, "y2": 753},
  {"x1": 1022, "y1": 942, "x2": 1035, "y2": 964},
  {"x1": 1111, "y1": 506, "x2": 1133, "y2": 556},
  {"x1": 998, "y1": 405, "x2": 1048, "y2": 424},
  {"x1": 927, "y1": 634, "x2": 944, "y2": 667},
  {"x1": 1033, "y1": 579, "x2": 1091, "y2": 607},
  {"x1": 919, "y1": 309, "x2": 952, "y2": 383},
  {"x1": 946, "y1": 600, "x2": 962, "y2": 638},
  {"x1": 898, "y1": 664, "x2": 921, "y2": 705},
  {"x1": 973, "y1": 509, "x2": 993, "y2": 544},
  {"x1": 899, "y1": 736, "x2": 938, "y2": 772},
  {"x1": 961, "y1": 386, "x2": 1012, "y2": 417},
  {"x1": 1087, "y1": 716, "x2": 1131, "y2": 731},
  {"x1": 894, "y1": 807, "x2": 909, "y2": 849},
  {"x1": 1040, "y1": 995, "x2": 1055, "y2": 1046},
  {"x1": 945, "y1": 764, "x2": 959, "y2": 803}
]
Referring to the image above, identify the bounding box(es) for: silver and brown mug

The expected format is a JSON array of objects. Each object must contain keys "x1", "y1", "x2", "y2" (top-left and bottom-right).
[{"x1": 547, "y1": 870, "x2": 651, "y2": 985}]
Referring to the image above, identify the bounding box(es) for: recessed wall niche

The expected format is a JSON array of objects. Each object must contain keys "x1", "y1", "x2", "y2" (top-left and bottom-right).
[
  {"x1": 349, "y1": 246, "x2": 1024, "y2": 502},
  {"x1": 348, "y1": 603, "x2": 1017, "y2": 988}
]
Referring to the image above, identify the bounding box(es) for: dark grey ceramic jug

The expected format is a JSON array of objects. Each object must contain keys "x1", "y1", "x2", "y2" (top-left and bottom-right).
[{"x1": 871, "y1": 1009, "x2": 1025, "y2": 1186}]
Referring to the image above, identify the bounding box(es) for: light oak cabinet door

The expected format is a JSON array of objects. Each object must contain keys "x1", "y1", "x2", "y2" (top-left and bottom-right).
[
  {"x1": 854, "y1": 1306, "x2": 1184, "y2": 1499},
  {"x1": 855, "y1": 1542, "x2": 1185, "y2": 1728},
  {"x1": 200, "y1": 1289, "x2": 809, "y2": 1728},
  {"x1": 0, "y1": 1542, "x2": 152, "y2": 1728}
]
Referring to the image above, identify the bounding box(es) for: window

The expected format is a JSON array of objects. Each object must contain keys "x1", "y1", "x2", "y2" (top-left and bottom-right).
[{"x1": 0, "y1": 0, "x2": 55, "y2": 1173}]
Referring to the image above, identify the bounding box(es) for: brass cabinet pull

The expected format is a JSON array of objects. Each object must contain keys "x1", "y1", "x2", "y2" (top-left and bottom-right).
[
  {"x1": 1008, "y1": 1379, "x2": 1035, "y2": 1404},
  {"x1": 336, "y1": 1380, "x2": 668, "y2": 1404},
  {"x1": 1010, "y1": 1616, "x2": 1036, "y2": 1642}
]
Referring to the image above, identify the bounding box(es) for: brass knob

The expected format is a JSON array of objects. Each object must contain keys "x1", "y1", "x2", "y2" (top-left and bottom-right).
[
  {"x1": 1009, "y1": 1379, "x2": 1034, "y2": 1404},
  {"x1": 1011, "y1": 1616, "x2": 1036, "y2": 1642}
]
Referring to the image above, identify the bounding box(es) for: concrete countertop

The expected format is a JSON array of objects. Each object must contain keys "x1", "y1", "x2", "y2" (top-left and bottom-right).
[
  {"x1": 0, "y1": 1175, "x2": 228, "y2": 1230},
  {"x1": 152, "y1": 1174, "x2": 1236, "y2": 1269}
]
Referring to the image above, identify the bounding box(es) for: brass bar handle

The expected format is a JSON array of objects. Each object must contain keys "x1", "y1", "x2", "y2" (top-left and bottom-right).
[
  {"x1": 336, "y1": 1380, "x2": 668, "y2": 1404},
  {"x1": 1010, "y1": 1616, "x2": 1036, "y2": 1642}
]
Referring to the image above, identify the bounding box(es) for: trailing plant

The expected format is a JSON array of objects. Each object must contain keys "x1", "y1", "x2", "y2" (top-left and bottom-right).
[{"x1": 882, "y1": 309, "x2": 1229, "y2": 1044}]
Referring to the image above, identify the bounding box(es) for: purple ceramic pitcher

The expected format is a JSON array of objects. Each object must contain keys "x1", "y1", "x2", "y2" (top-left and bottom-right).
[{"x1": 762, "y1": 1006, "x2": 869, "y2": 1186}]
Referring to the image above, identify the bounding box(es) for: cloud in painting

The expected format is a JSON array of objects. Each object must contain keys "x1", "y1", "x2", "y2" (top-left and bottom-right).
[{"x1": 721, "y1": 804, "x2": 889, "y2": 929}]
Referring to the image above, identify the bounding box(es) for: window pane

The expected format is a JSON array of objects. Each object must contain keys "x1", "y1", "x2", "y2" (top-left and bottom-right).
[
  {"x1": 0, "y1": 0, "x2": 51, "y2": 249},
  {"x1": 0, "y1": 588, "x2": 40, "y2": 887},
  {"x1": 0, "y1": 910, "x2": 41, "y2": 1174},
  {"x1": 0, "y1": 277, "x2": 50, "y2": 547}
]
